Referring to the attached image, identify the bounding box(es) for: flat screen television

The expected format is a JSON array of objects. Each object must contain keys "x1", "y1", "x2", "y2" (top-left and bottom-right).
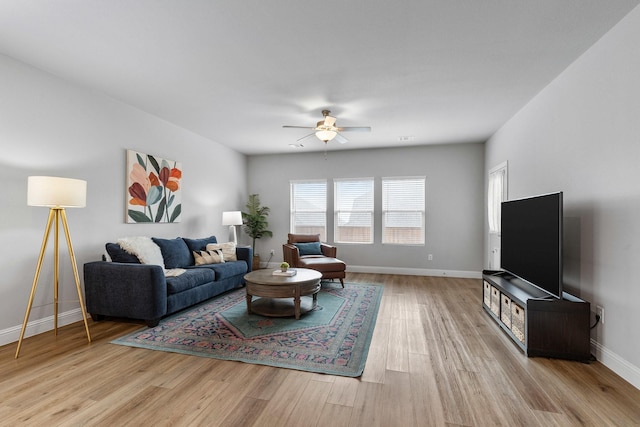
[{"x1": 500, "y1": 192, "x2": 563, "y2": 299}]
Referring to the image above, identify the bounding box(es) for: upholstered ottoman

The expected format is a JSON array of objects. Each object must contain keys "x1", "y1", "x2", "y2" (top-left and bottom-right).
[{"x1": 297, "y1": 256, "x2": 346, "y2": 287}]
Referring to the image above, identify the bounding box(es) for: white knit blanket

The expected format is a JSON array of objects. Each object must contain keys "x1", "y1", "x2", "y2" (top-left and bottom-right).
[
  {"x1": 115, "y1": 236, "x2": 185, "y2": 276},
  {"x1": 117, "y1": 236, "x2": 165, "y2": 267}
]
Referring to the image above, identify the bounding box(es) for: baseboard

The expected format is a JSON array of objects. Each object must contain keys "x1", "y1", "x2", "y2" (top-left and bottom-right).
[
  {"x1": 263, "y1": 263, "x2": 482, "y2": 279},
  {"x1": 0, "y1": 308, "x2": 84, "y2": 347},
  {"x1": 591, "y1": 339, "x2": 640, "y2": 390},
  {"x1": 346, "y1": 265, "x2": 482, "y2": 279}
]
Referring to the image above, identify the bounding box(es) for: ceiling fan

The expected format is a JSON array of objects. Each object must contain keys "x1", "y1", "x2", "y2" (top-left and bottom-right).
[{"x1": 283, "y1": 110, "x2": 371, "y2": 144}]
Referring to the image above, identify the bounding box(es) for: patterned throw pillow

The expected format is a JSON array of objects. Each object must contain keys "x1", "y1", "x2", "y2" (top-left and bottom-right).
[
  {"x1": 205, "y1": 242, "x2": 237, "y2": 261},
  {"x1": 193, "y1": 249, "x2": 225, "y2": 265}
]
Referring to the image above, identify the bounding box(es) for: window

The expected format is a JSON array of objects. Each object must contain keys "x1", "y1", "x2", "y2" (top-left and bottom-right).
[
  {"x1": 488, "y1": 162, "x2": 508, "y2": 234},
  {"x1": 334, "y1": 178, "x2": 374, "y2": 243},
  {"x1": 382, "y1": 177, "x2": 425, "y2": 245},
  {"x1": 290, "y1": 180, "x2": 327, "y2": 241}
]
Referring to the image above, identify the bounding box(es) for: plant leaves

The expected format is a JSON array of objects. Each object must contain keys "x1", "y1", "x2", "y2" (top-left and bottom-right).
[
  {"x1": 155, "y1": 198, "x2": 166, "y2": 222},
  {"x1": 148, "y1": 155, "x2": 160, "y2": 174},
  {"x1": 136, "y1": 153, "x2": 146, "y2": 168},
  {"x1": 170, "y1": 204, "x2": 182, "y2": 222},
  {"x1": 128, "y1": 210, "x2": 151, "y2": 222},
  {"x1": 242, "y1": 194, "x2": 271, "y2": 240}
]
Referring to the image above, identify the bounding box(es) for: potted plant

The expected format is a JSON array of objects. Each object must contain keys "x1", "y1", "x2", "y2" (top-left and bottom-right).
[
  {"x1": 241, "y1": 194, "x2": 273, "y2": 269},
  {"x1": 280, "y1": 262, "x2": 289, "y2": 272}
]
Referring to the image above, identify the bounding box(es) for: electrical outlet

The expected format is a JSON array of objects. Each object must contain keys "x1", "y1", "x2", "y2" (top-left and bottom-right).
[
  {"x1": 270, "y1": 249, "x2": 275, "y2": 256},
  {"x1": 596, "y1": 305, "x2": 604, "y2": 325},
  {"x1": 428, "y1": 254, "x2": 433, "y2": 261}
]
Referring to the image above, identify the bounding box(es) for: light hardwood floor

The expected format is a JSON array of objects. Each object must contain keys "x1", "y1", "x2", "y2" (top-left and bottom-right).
[{"x1": 1, "y1": 273, "x2": 639, "y2": 426}]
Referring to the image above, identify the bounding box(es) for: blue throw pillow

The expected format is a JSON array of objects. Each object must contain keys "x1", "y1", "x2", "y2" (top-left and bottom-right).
[
  {"x1": 294, "y1": 242, "x2": 323, "y2": 256},
  {"x1": 152, "y1": 237, "x2": 192, "y2": 269},
  {"x1": 105, "y1": 243, "x2": 140, "y2": 263},
  {"x1": 182, "y1": 236, "x2": 218, "y2": 253},
  {"x1": 182, "y1": 236, "x2": 218, "y2": 265}
]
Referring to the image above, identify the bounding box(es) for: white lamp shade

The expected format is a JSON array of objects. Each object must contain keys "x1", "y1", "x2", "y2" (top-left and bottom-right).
[
  {"x1": 222, "y1": 211, "x2": 243, "y2": 226},
  {"x1": 28, "y1": 176, "x2": 87, "y2": 208},
  {"x1": 316, "y1": 130, "x2": 337, "y2": 142}
]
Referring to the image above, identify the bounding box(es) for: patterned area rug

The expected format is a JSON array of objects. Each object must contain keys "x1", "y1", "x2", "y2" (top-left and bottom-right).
[{"x1": 112, "y1": 282, "x2": 382, "y2": 377}]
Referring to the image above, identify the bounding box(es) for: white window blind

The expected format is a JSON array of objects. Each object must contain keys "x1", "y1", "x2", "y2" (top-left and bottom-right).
[
  {"x1": 334, "y1": 178, "x2": 374, "y2": 244},
  {"x1": 290, "y1": 180, "x2": 327, "y2": 241},
  {"x1": 488, "y1": 162, "x2": 507, "y2": 234},
  {"x1": 382, "y1": 177, "x2": 425, "y2": 245}
]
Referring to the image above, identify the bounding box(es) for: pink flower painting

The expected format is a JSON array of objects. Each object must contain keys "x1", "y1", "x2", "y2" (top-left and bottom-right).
[{"x1": 126, "y1": 150, "x2": 182, "y2": 223}]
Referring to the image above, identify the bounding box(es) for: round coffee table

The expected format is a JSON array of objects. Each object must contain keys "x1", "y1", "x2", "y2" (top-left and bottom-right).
[{"x1": 244, "y1": 268, "x2": 322, "y2": 319}]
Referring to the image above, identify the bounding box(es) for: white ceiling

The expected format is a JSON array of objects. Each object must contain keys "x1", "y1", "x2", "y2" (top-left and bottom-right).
[{"x1": 0, "y1": 1, "x2": 638, "y2": 155}]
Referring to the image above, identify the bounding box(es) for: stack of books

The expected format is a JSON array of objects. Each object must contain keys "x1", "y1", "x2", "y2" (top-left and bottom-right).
[{"x1": 272, "y1": 269, "x2": 297, "y2": 277}]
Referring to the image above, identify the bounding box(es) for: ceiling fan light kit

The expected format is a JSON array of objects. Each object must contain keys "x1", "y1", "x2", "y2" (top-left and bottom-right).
[
  {"x1": 315, "y1": 129, "x2": 337, "y2": 142},
  {"x1": 283, "y1": 109, "x2": 371, "y2": 145}
]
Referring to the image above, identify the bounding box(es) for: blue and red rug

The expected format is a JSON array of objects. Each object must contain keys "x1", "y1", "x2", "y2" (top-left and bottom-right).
[{"x1": 112, "y1": 282, "x2": 382, "y2": 377}]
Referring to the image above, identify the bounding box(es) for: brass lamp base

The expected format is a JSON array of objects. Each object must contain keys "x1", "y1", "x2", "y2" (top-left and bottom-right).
[{"x1": 15, "y1": 207, "x2": 91, "y2": 358}]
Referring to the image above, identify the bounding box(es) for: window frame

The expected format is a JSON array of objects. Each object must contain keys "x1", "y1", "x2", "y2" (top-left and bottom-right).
[
  {"x1": 289, "y1": 179, "x2": 328, "y2": 241},
  {"x1": 381, "y1": 176, "x2": 426, "y2": 245},
  {"x1": 488, "y1": 161, "x2": 508, "y2": 235},
  {"x1": 334, "y1": 177, "x2": 375, "y2": 244}
]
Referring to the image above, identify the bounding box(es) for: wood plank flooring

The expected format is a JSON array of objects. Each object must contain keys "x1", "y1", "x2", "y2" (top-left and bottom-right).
[{"x1": 1, "y1": 273, "x2": 639, "y2": 426}]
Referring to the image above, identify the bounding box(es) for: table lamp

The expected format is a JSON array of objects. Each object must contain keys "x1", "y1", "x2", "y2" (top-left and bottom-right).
[
  {"x1": 16, "y1": 176, "x2": 92, "y2": 358},
  {"x1": 222, "y1": 211, "x2": 243, "y2": 245}
]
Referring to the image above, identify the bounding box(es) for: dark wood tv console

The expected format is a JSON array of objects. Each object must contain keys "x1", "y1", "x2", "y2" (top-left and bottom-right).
[{"x1": 482, "y1": 270, "x2": 591, "y2": 361}]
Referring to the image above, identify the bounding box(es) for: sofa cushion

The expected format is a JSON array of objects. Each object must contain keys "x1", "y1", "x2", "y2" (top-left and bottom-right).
[
  {"x1": 209, "y1": 261, "x2": 247, "y2": 280},
  {"x1": 294, "y1": 241, "x2": 323, "y2": 256},
  {"x1": 165, "y1": 268, "x2": 215, "y2": 294},
  {"x1": 299, "y1": 256, "x2": 346, "y2": 273},
  {"x1": 105, "y1": 243, "x2": 140, "y2": 264},
  {"x1": 152, "y1": 237, "x2": 192, "y2": 269},
  {"x1": 206, "y1": 242, "x2": 237, "y2": 261}
]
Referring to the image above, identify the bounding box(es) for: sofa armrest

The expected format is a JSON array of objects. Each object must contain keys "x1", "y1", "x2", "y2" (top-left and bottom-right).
[
  {"x1": 235, "y1": 246, "x2": 253, "y2": 273},
  {"x1": 83, "y1": 261, "x2": 167, "y2": 323},
  {"x1": 283, "y1": 244, "x2": 300, "y2": 267},
  {"x1": 320, "y1": 243, "x2": 337, "y2": 258}
]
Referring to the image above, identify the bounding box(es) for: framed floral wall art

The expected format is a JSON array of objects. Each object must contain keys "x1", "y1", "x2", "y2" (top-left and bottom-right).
[{"x1": 126, "y1": 150, "x2": 182, "y2": 223}]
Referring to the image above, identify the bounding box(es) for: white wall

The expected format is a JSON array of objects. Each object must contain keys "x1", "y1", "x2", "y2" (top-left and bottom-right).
[
  {"x1": 247, "y1": 143, "x2": 484, "y2": 277},
  {"x1": 0, "y1": 54, "x2": 247, "y2": 344},
  {"x1": 485, "y1": 6, "x2": 640, "y2": 388}
]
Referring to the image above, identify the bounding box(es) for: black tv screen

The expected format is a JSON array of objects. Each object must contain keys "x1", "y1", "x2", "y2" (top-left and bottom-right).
[{"x1": 501, "y1": 192, "x2": 563, "y2": 298}]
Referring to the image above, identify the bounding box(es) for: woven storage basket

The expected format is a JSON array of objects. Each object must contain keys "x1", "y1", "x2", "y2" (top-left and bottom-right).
[
  {"x1": 511, "y1": 302, "x2": 525, "y2": 343},
  {"x1": 490, "y1": 286, "x2": 500, "y2": 317},
  {"x1": 483, "y1": 281, "x2": 492, "y2": 307},
  {"x1": 501, "y1": 295, "x2": 512, "y2": 328}
]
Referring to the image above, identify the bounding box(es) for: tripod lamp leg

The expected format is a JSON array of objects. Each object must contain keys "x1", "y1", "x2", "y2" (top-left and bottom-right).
[{"x1": 15, "y1": 209, "x2": 55, "y2": 359}]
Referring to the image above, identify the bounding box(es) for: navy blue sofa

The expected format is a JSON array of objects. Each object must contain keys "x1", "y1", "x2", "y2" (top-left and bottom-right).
[{"x1": 84, "y1": 236, "x2": 252, "y2": 326}]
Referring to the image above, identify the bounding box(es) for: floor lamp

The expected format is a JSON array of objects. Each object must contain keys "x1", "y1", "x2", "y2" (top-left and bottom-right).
[
  {"x1": 15, "y1": 176, "x2": 92, "y2": 358},
  {"x1": 222, "y1": 211, "x2": 243, "y2": 245}
]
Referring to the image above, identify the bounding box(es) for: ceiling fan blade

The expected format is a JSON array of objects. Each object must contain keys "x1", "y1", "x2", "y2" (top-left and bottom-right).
[
  {"x1": 337, "y1": 126, "x2": 371, "y2": 132},
  {"x1": 334, "y1": 133, "x2": 349, "y2": 144},
  {"x1": 283, "y1": 125, "x2": 315, "y2": 129},
  {"x1": 297, "y1": 133, "x2": 316, "y2": 142}
]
